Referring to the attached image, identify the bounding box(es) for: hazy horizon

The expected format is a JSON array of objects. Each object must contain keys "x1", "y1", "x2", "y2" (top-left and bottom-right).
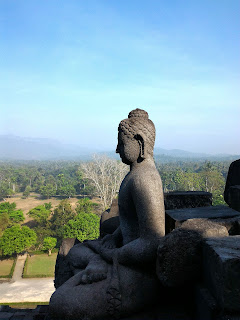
[
  {"x1": 1, "y1": 1, "x2": 239, "y2": 155},
  {"x1": 1, "y1": 133, "x2": 239, "y2": 157}
]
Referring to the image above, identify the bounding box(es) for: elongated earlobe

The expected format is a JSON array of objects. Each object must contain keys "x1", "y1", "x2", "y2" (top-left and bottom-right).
[{"x1": 135, "y1": 134, "x2": 145, "y2": 159}]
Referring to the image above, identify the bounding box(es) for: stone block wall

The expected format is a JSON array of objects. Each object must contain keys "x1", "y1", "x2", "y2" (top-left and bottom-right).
[
  {"x1": 164, "y1": 191, "x2": 212, "y2": 210},
  {"x1": 161, "y1": 194, "x2": 240, "y2": 320}
]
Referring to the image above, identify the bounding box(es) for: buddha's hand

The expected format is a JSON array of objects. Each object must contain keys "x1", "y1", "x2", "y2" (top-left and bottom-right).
[
  {"x1": 101, "y1": 234, "x2": 116, "y2": 249},
  {"x1": 78, "y1": 259, "x2": 108, "y2": 285}
]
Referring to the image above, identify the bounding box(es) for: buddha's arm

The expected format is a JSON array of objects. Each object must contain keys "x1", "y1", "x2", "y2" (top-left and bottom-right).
[{"x1": 117, "y1": 171, "x2": 165, "y2": 265}]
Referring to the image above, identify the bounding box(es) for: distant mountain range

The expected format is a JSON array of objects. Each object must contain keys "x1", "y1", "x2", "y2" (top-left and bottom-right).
[
  {"x1": 0, "y1": 135, "x2": 92, "y2": 160},
  {"x1": 154, "y1": 147, "x2": 208, "y2": 158},
  {"x1": 0, "y1": 135, "x2": 239, "y2": 161}
]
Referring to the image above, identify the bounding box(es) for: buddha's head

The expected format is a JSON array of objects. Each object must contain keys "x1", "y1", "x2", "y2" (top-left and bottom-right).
[{"x1": 116, "y1": 108, "x2": 155, "y2": 165}]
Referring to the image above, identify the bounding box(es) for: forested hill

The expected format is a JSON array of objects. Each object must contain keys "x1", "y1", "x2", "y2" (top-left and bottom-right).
[{"x1": 0, "y1": 135, "x2": 239, "y2": 161}]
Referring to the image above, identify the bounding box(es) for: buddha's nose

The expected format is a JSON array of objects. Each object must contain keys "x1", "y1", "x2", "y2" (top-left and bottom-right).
[{"x1": 116, "y1": 145, "x2": 119, "y2": 153}]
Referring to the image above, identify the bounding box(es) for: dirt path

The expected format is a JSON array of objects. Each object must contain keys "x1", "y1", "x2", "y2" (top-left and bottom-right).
[
  {"x1": 11, "y1": 254, "x2": 27, "y2": 282},
  {"x1": 0, "y1": 278, "x2": 55, "y2": 303}
]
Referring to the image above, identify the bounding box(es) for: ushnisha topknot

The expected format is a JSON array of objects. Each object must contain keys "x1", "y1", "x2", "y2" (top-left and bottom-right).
[
  {"x1": 119, "y1": 108, "x2": 155, "y2": 156},
  {"x1": 128, "y1": 108, "x2": 149, "y2": 119}
]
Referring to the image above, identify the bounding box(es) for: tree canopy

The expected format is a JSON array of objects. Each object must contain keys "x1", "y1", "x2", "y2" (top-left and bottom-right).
[
  {"x1": 50, "y1": 199, "x2": 76, "y2": 244},
  {"x1": 9, "y1": 209, "x2": 25, "y2": 223},
  {"x1": 63, "y1": 212, "x2": 100, "y2": 242},
  {"x1": 75, "y1": 198, "x2": 98, "y2": 214},
  {"x1": 0, "y1": 202, "x2": 25, "y2": 234},
  {"x1": 0, "y1": 212, "x2": 10, "y2": 237},
  {"x1": 43, "y1": 236, "x2": 57, "y2": 255},
  {"x1": 0, "y1": 225, "x2": 37, "y2": 256},
  {"x1": 0, "y1": 202, "x2": 16, "y2": 214},
  {"x1": 39, "y1": 184, "x2": 56, "y2": 198},
  {"x1": 28, "y1": 204, "x2": 51, "y2": 225}
]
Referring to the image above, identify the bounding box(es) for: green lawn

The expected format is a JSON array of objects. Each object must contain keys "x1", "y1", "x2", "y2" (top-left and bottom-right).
[
  {"x1": 23, "y1": 253, "x2": 57, "y2": 278},
  {"x1": 0, "y1": 259, "x2": 15, "y2": 277}
]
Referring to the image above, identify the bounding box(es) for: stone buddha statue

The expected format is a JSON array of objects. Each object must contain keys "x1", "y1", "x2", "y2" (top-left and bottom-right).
[
  {"x1": 50, "y1": 109, "x2": 165, "y2": 320},
  {"x1": 224, "y1": 159, "x2": 240, "y2": 212}
]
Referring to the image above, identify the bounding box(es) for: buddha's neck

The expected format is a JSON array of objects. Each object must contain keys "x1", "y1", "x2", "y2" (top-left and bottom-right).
[{"x1": 130, "y1": 157, "x2": 155, "y2": 171}]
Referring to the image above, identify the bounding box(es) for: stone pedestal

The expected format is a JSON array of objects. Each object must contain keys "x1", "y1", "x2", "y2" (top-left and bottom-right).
[
  {"x1": 202, "y1": 236, "x2": 240, "y2": 312},
  {"x1": 54, "y1": 238, "x2": 75, "y2": 289},
  {"x1": 164, "y1": 191, "x2": 212, "y2": 210},
  {"x1": 100, "y1": 198, "x2": 120, "y2": 236},
  {"x1": 212, "y1": 216, "x2": 240, "y2": 235},
  {"x1": 166, "y1": 206, "x2": 240, "y2": 234},
  {"x1": 194, "y1": 285, "x2": 218, "y2": 320}
]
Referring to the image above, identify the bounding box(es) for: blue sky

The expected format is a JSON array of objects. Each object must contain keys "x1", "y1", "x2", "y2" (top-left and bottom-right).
[{"x1": 0, "y1": 0, "x2": 239, "y2": 154}]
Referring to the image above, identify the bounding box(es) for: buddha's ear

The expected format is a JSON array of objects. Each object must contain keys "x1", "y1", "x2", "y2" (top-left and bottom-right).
[{"x1": 134, "y1": 134, "x2": 145, "y2": 159}]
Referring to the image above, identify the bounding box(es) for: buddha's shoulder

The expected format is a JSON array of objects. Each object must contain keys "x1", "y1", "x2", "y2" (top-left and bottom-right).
[{"x1": 131, "y1": 165, "x2": 161, "y2": 184}]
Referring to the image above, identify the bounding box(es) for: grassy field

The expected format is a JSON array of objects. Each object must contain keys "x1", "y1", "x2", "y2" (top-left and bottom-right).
[
  {"x1": 23, "y1": 253, "x2": 57, "y2": 278},
  {"x1": 4, "y1": 193, "x2": 80, "y2": 220},
  {"x1": 1, "y1": 194, "x2": 102, "y2": 223},
  {"x1": 0, "y1": 259, "x2": 15, "y2": 277}
]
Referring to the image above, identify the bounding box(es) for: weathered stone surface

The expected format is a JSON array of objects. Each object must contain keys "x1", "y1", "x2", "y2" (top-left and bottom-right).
[
  {"x1": 0, "y1": 304, "x2": 193, "y2": 320},
  {"x1": 58, "y1": 238, "x2": 75, "y2": 256},
  {"x1": 212, "y1": 216, "x2": 240, "y2": 235},
  {"x1": 157, "y1": 220, "x2": 228, "y2": 287},
  {"x1": 203, "y1": 236, "x2": 240, "y2": 312},
  {"x1": 120, "y1": 303, "x2": 192, "y2": 319},
  {"x1": 166, "y1": 205, "x2": 240, "y2": 233},
  {"x1": 224, "y1": 159, "x2": 240, "y2": 212},
  {"x1": 100, "y1": 198, "x2": 120, "y2": 237},
  {"x1": 181, "y1": 219, "x2": 229, "y2": 238},
  {"x1": 101, "y1": 192, "x2": 214, "y2": 237},
  {"x1": 156, "y1": 228, "x2": 203, "y2": 287},
  {"x1": 100, "y1": 216, "x2": 120, "y2": 237},
  {"x1": 216, "y1": 315, "x2": 240, "y2": 320},
  {"x1": 54, "y1": 238, "x2": 75, "y2": 289},
  {"x1": 237, "y1": 219, "x2": 240, "y2": 232},
  {"x1": 0, "y1": 305, "x2": 50, "y2": 320},
  {"x1": 50, "y1": 109, "x2": 166, "y2": 320},
  {"x1": 194, "y1": 285, "x2": 218, "y2": 320},
  {"x1": 194, "y1": 285, "x2": 240, "y2": 320},
  {"x1": 225, "y1": 186, "x2": 240, "y2": 212},
  {"x1": 101, "y1": 198, "x2": 119, "y2": 224},
  {"x1": 164, "y1": 191, "x2": 212, "y2": 210}
]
